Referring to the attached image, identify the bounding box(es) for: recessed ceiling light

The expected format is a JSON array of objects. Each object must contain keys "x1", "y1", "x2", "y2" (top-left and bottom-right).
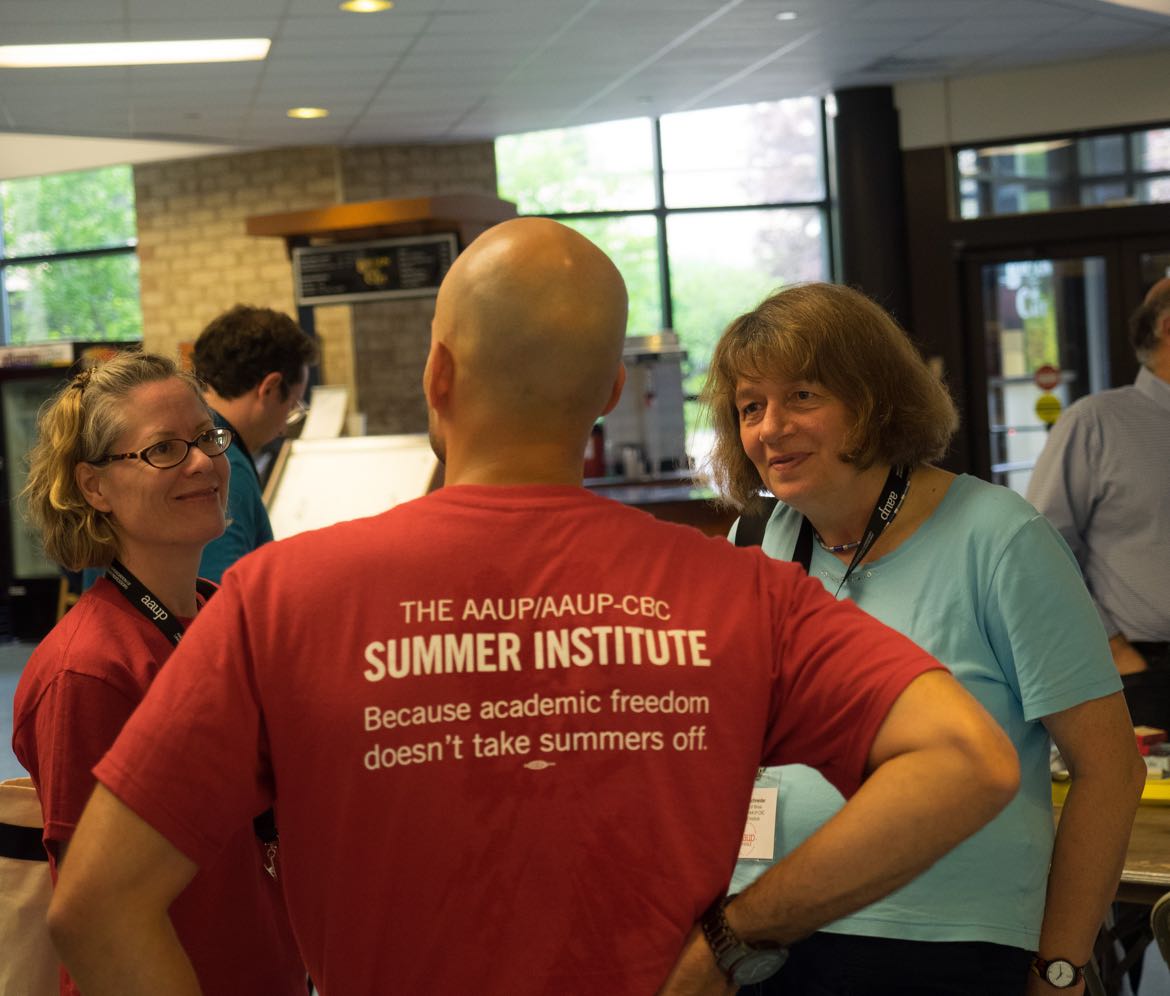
[
  {"x1": 287, "y1": 107, "x2": 330, "y2": 119},
  {"x1": 0, "y1": 38, "x2": 270, "y2": 68},
  {"x1": 340, "y1": 0, "x2": 394, "y2": 11},
  {"x1": 776, "y1": 11, "x2": 798, "y2": 20}
]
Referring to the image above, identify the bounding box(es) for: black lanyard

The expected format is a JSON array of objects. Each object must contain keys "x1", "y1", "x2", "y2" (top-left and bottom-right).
[
  {"x1": 104, "y1": 559, "x2": 279, "y2": 857},
  {"x1": 105, "y1": 559, "x2": 215, "y2": 646},
  {"x1": 793, "y1": 464, "x2": 911, "y2": 596}
]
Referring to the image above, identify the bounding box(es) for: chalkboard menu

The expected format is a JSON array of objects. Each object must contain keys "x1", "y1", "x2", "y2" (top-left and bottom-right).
[{"x1": 292, "y1": 233, "x2": 458, "y2": 305}]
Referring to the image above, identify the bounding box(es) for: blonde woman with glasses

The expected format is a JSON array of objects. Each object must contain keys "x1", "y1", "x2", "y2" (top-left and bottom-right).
[{"x1": 12, "y1": 351, "x2": 304, "y2": 996}]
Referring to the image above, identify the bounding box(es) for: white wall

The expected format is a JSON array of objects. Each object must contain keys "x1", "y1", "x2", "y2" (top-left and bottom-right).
[{"x1": 896, "y1": 46, "x2": 1170, "y2": 149}]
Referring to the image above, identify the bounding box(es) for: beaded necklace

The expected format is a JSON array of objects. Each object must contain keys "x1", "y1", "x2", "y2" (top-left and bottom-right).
[{"x1": 812, "y1": 474, "x2": 911, "y2": 556}]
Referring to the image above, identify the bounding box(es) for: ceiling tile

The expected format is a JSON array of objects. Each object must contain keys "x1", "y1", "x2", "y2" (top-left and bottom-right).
[{"x1": 2, "y1": 0, "x2": 1169, "y2": 155}]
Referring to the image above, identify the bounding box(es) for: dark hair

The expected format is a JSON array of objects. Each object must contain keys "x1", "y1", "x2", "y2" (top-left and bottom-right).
[
  {"x1": 193, "y1": 305, "x2": 318, "y2": 399},
  {"x1": 701, "y1": 283, "x2": 959, "y2": 514},
  {"x1": 1130, "y1": 282, "x2": 1170, "y2": 365},
  {"x1": 22, "y1": 352, "x2": 206, "y2": 569}
]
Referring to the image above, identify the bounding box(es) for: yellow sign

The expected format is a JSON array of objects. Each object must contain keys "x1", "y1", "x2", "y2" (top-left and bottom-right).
[{"x1": 1035, "y1": 393, "x2": 1062, "y2": 425}]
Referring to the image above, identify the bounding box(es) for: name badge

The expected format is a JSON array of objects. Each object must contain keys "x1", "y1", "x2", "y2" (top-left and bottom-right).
[{"x1": 739, "y1": 785, "x2": 778, "y2": 861}]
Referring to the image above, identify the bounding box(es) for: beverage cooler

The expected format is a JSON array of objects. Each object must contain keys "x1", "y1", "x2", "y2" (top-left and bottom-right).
[{"x1": 1, "y1": 341, "x2": 136, "y2": 640}]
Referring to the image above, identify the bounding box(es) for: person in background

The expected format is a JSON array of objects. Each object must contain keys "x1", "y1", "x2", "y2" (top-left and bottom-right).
[
  {"x1": 46, "y1": 220, "x2": 1017, "y2": 996},
  {"x1": 704, "y1": 282, "x2": 1144, "y2": 996},
  {"x1": 193, "y1": 303, "x2": 318, "y2": 581},
  {"x1": 1027, "y1": 277, "x2": 1170, "y2": 730},
  {"x1": 12, "y1": 351, "x2": 304, "y2": 996}
]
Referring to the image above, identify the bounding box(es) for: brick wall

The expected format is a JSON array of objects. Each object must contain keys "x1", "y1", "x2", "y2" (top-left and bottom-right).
[
  {"x1": 340, "y1": 142, "x2": 497, "y2": 202},
  {"x1": 135, "y1": 146, "x2": 341, "y2": 359},
  {"x1": 133, "y1": 140, "x2": 498, "y2": 434},
  {"x1": 337, "y1": 142, "x2": 498, "y2": 434}
]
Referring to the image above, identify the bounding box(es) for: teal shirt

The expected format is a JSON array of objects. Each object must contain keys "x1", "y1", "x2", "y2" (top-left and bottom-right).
[
  {"x1": 730, "y1": 474, "x2": 1120, "y2": 949},
  {"x1": 198, "y1": 413, "x2": 273, "y2": 584}
]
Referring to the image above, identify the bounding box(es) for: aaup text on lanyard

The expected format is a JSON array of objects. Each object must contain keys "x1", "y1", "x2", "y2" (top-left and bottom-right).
[
  {"x1": 104, "y1": 559, "x2": 215, "y2": 645},
  {"x1": 102, "y1": 561, "x2": 280, "y2": 875},
  {"x1": 792, "y1": 465, "x2": 911, "y2": 596}
]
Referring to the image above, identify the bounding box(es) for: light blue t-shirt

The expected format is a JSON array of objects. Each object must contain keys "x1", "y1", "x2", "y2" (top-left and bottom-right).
[{"x1": 730, "y1": 474, "x2": 1120, "y2": 950}]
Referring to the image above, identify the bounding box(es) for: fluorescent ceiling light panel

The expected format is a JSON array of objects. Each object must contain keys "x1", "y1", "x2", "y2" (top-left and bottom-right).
[
  {"x1": 0, "y1": 39, "x2": 271, "y2": 68},
  {"x1": 1094, "y1": 0, "x2": 1170, "y2": 11}
]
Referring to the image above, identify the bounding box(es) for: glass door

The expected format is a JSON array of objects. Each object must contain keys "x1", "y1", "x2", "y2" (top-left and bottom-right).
[
  {"x1": 963, "y1": 249, "x2": 1120, "y2": 495},
  {"x1": 1137, "y1": 248, "x2": 1170, "y2": 287}
]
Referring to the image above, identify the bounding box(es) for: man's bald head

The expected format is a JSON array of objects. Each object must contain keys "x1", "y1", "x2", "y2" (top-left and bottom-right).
[
  {"x1": 1131, "y1": 276, "x2": 1170, "y2": 367},
  {"x1": 431, "y1": 218, "x2": 628, "y2": 439}
]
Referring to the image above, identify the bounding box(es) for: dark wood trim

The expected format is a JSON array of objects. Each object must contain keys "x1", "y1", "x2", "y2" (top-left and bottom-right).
[
  {"x1": 245, "y1": 194, "x2": 518, "y2": 241},
  {"x1": 948, "y1": 202, "x2": 1170, "y2": 252},
  {"x1": 903, "y1": 146, "x2": 971, "y2": 474},
  {"x1": 833, "y1": 86, "x2": 911, "y2": 325}
]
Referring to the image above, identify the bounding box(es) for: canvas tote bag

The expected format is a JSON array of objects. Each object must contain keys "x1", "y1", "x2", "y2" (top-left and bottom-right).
[{"x1": 0, "y1": 777, "x2": 59, "y2": 996}]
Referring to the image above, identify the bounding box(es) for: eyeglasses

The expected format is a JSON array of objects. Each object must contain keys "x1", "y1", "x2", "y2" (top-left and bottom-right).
[
  {"x1": 91, "y1": 427, "x2": 233, "y2": 470},
  {"x1": 286, "y1": 398, "x2": 309, "y2": 427}
]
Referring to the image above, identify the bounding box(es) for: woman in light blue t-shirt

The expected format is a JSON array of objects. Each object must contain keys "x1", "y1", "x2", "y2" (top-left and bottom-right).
[{"x1": 701, "y1": 283, "x2": 1144, "y2": 996}]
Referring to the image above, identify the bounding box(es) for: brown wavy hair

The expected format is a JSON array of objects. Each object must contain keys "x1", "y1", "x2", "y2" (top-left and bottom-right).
[
  {"x1": 701, "y1": 283, "x2": 958, "y2": 514},
  {"x1": 21, "y1": 351, "x2": 205, "y2": 570}
]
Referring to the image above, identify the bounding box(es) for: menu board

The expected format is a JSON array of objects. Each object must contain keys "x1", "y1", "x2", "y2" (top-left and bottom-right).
[{"x1": 293, "y1": 233, "x2": 458, "y2": 305}]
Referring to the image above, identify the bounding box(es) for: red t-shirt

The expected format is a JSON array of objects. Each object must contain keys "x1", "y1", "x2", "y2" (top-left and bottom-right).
[
  {"x1": 12, "y1": 579, "x2": 304, "y2": 996},
  {"x1": 97, "y1": 485, "x2": 940, "y2": 995}
]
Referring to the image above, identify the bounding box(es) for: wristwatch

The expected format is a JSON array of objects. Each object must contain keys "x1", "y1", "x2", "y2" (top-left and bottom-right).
[
  {"x1": 1031, "y1": 955, "x2": 1086, "y2": 988},
  {"x1": 700, "y1": 896, "x2": 788, "y2": 985}
]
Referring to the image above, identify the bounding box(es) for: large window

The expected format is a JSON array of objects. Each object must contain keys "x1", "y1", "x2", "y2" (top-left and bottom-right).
[
  {"x1": 956, "y1": 123, "x2": 1170, "y2": 219},
  {"x1": 1, "y1": 165, "x2": 143, "y2": 345},
  {"x1": 496, "y1": 98, "x2": 833, "y2": 448}
]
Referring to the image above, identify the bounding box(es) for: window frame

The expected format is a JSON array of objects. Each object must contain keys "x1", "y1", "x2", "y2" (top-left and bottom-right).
[
  {"x1": 955, "y1": 120, "x2": 1170, "y2": 220},
  {"x1": 497, "y1": 99, "x2": 836, "y2": 335}
]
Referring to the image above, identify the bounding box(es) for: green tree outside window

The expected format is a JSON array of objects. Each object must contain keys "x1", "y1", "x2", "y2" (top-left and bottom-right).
[{"x1": 1, "y1": 165, "x2": 142, "y2": 344}]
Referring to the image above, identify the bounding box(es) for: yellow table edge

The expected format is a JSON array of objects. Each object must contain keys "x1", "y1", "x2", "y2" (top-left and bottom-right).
[{"x1": 1053, "y1": 778, "x2": 1170, "y2": 805}]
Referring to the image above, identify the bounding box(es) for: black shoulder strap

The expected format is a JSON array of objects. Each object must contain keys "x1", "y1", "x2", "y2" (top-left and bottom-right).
[
  {"x1": 734, "y1": 497, "x2": 779, "y2": 548},
  {"x1": 0, "y1": 822, "x2": 47, "y2": 861}
]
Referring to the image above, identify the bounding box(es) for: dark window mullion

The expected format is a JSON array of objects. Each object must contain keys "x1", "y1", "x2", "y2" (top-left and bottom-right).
[
  {"x1": 652, "y1": 117, "x2": 672, "y2": 332},
  {"x1": 0, "y1": 198, "x2": 8, "y2": 345},
  {"x1": 2, "y1": 242, "x2": 137, "y2": 268},
  {"x1": 819, "y1": 98, "x2": 836, "y2": 281}
]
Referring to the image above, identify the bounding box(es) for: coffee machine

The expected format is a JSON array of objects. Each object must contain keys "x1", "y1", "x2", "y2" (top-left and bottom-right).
[{"x1": 600, "y1": 331, "x2": 689, "y2": 479}]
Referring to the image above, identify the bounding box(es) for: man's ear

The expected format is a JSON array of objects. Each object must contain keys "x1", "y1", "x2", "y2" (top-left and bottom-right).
[
  {"x1": 1157, "y1": 310, "x2": 1170, "y2": 344},
  {"x1": 75, "y1": 462, "x2": 113, "y2": 513},
  {"x1": 600, "y1": 363, "x2": 627, "y2": 416},
  {"x1": 423, "y1": 339, "x2": 455, "y2": 411},
  {"x1": 257, "y1": 371, "x2": 284, "y2": 402}
]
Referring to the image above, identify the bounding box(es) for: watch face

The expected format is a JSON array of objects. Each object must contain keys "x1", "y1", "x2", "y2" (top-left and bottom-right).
[
  {"x1": 1046, "y1": 960, "x2": 1076, "y2": 987},
  {"x1": 733, "y1": 948, "x2": 789, "y2": 985}
]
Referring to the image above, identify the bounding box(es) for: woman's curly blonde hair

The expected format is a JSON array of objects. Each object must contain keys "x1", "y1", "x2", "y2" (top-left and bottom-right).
[{"x1": 21, "y1": 351, "x2": 204, "y2": 570}]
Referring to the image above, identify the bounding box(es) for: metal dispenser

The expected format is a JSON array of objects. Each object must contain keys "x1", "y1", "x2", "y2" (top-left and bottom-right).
[{"x1": 603, "y1": 331, "x2": 689, "y2": 478}]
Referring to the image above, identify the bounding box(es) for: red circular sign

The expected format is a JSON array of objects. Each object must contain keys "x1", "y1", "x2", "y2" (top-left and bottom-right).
[{"x1": 1034, "y1": 364, "x2": 1061, "y2": 390}]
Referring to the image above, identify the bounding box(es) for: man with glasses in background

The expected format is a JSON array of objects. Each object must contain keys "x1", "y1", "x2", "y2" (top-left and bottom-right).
[{"x1": 193, "y1": 304, "x2": 318, "y2": 583}]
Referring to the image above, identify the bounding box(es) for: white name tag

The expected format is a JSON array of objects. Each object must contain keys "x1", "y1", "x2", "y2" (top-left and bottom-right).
[{"x1": 739, "y1": 785, "x2": 778, "y2": 860}]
